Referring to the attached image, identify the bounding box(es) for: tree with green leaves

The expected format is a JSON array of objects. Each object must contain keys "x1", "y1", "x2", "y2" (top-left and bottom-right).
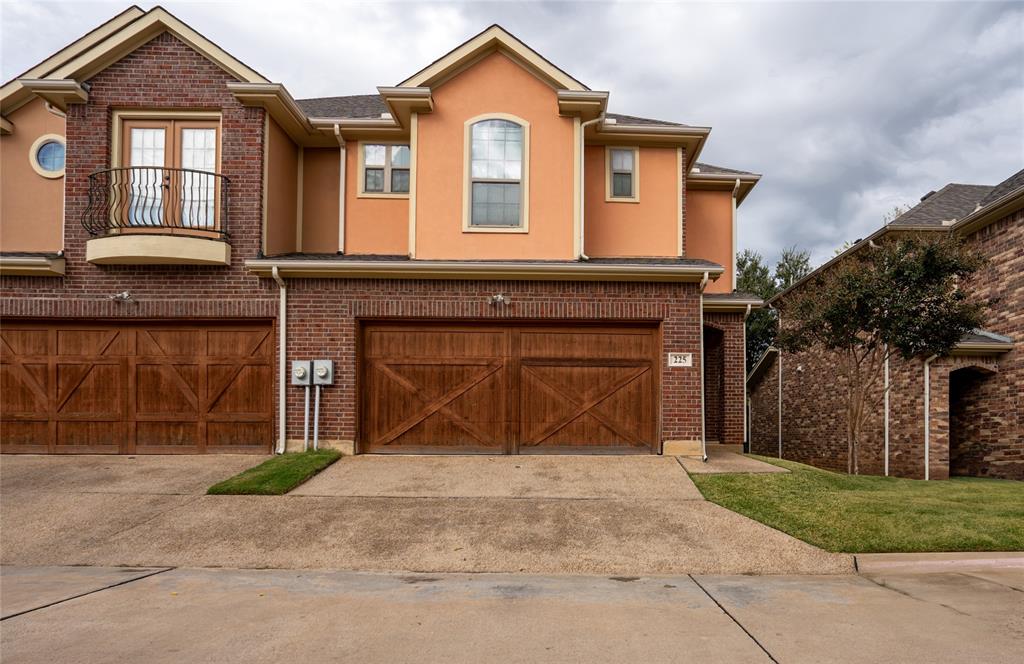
[
  {"x1": 775, "y1": 235, "x2": 985, "y2": 474},
  {"x1": 736, "y1": 246, "x2": 812, "y2": 370}
]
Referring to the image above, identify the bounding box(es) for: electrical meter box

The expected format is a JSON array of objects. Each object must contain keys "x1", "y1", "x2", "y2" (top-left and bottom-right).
[
  {"x1": 313, "y1": 359, "x2": 334, "y2": 385},
  {"x1": 291, "y1": 360, "x2": 312, "y2": 386}
]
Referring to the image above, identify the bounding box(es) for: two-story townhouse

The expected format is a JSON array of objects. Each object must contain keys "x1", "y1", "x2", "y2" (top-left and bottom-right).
[
  {"x1": 747, "y1": 169, "x2": 1023, "y2": 480},
  {"x1": 0, "y1": 6, "x2": 762, "y2": 458}
]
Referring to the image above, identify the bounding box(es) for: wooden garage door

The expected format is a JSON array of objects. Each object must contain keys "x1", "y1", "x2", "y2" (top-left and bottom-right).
[
  {"x1": 361, "y1": 322, "x2": 658, "y2": 454},
  {"x1": 0, "y1": 321, "x2": 273, "y2": 454}
]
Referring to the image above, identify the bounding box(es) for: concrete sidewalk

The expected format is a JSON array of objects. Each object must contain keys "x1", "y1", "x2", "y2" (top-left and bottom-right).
[
  {"x1": 1, "y1": 455, "x2": 850, "y2": 575},
  {"x1": 2, "y1": 566, "x2": 1022, "y2": 664}
]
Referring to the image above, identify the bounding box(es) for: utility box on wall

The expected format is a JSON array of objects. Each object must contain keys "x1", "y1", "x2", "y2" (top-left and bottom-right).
[
  {"x1": 313, "y1": 359, "x2": 334, "y2": 385},
  {"x1": 291, "y1": 360, "x2": 312, "y2": 386}
]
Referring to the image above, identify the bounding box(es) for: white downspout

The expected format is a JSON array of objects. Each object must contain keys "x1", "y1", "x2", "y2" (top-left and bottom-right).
[
  {"x1": 578, "y1": 114, "x2": 605, "y2": 261},
  {"x1": 923, "y1": 354, "x2": 939, "y2": 481},
  {"x1": 699, "y1": 271, "x2": 709, "y2": 462},
  {"x1": 884, "y1": 347, "x2": 890, "y2": 476},
  {"x1": 272, "y1": 266, "x2": 287, "y2": 454},
  {"x1": 334, "y1": 124, "x2": 346, "y2": 254},
  {"x1": 743, "y1": 303, "x2": 752, "y2": 450}
]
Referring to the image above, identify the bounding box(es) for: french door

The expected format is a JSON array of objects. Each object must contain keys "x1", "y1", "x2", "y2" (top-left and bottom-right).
[{"x1": 121, "y1": 119, "x2": 220, "y2": 230}]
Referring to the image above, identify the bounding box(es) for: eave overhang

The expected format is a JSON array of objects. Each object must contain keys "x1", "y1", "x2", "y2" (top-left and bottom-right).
[
  {"x1": 15, "y1": 79, "x2": 88, "y2": 112},
  {"x1": 702, "y1": 295, "x2": 764, "y2": 312},
  {"x1": 588, "y1": 122, "x2": 710, "y2": 170},
  {"x1": 376, "y1": 86, "x2": 434, "y2": 127},
  {"x1": 227, "y1": 82, "x2": 328, "y2": 145},
  {"x1": 246, "y1": 258, "x2": 723, "y2": 282},
  {"x1": 0, "y1": 254, "x2": 66, "y2": 277},
  {"x1": 688, "y1": 171, "x2": 762, "y2": 206},
  {"x1": 557, "y1": 90, "x2": 609, "y2": 121},
  {"x1": 746, "y1": 347, "x2": 778, "y2": 385}
]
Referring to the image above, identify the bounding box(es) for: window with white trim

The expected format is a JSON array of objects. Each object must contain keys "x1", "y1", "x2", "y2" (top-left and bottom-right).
[
  {"x1": 469, "y1": 119, "x2": 524, "y2": 227},
  {"x1": 362, "y1": 143, "x2": 410, "y2": 194}
]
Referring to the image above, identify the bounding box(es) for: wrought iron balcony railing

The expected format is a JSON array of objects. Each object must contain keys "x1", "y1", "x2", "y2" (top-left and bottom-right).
[{"x1": 82, "y1": 167, "x2": 231, "y2": 238}]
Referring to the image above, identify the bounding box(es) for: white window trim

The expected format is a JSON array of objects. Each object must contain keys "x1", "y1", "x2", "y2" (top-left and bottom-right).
[
  {"x1": 28, "y1": 133, "x2": 67, "y2": 179},
  {"x1": 462, "y1": 113, "x2": 530, "y2": 234},
  {"x1": 605, "y1": 145, "x2": 640, "y2": 203},
  {"x1": 358, "y1": 141, "x2": 410, "y2": 199}
]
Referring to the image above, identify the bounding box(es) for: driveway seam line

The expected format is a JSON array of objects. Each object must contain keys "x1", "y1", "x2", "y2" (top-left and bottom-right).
[
  {"x1": 104, "y1": 495, "x2": 202, "y2": 539},
  {"x1": 689, "y1": 575, "x2": 779, "y2": 663},
  {"x1": 0, "y1": 567, "x2": 175, "y2": 622},
  {"x1": 861, "y1": 575, "x2": 972, "y2": 616},
  {"x1": 959, "y1": 572, "x2": 1024, "y2": 593}
]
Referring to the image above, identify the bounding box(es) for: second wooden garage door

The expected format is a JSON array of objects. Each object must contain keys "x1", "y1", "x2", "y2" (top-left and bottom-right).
[{"x1": 361, "y1": 322, "x2": 659, "y2": 454}]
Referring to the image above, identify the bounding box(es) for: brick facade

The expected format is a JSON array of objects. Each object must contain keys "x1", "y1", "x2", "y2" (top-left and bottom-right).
[
  {"x1": 749, "y1": 208, "x2": 1022, "y2": 480},
  {"x1": 284, "y1": 278, "x2": 705, "y2": 447},
  {"x1": 1, "y1": 31, "x2": 738, "y2": 456},
  {"x1": 702, "y1": 311, "x2": 746, "y2": 446}
]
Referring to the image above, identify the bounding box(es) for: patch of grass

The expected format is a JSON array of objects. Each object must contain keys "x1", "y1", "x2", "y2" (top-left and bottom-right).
[
  {"x1": 690, "y1": 455, "x2": 1024, "y2": 553},
  {"x1": 207, "y1": 449, "x2": 342, "y2": 495}
]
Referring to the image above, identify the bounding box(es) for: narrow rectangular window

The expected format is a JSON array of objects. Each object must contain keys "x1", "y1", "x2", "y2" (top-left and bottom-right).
[
  {"x1": 362, "y1": 143, "x2": 410, "y2": 194},
  {"x1": 609, "y1": 148, "x2": 636, "y2": 199}
]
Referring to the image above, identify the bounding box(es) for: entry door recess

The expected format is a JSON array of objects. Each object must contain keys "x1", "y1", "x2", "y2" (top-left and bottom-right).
[{"x1": 360, "y1": 322, "x2": 659, "y2": 454}]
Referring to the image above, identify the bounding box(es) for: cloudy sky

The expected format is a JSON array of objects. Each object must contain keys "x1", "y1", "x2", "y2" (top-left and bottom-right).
[{"x1": 3, "y1": 1, "x2": 1022, "y2": 266}]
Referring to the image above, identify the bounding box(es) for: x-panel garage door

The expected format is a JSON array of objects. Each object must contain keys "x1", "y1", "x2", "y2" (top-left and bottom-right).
[
  {"x1": 0, "y1": 321, "x2": 273, "y2": 454},
  {"x1": 360, "y1": 322, "x2": 659, "y2": 454}
]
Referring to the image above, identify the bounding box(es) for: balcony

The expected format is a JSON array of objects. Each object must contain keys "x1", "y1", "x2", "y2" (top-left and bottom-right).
[{"x1": 82, "y1": 167, "x2": 231, "y2": 266}]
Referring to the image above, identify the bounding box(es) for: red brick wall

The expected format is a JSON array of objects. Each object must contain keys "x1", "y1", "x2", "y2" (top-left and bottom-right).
[
  {"x1": 748, "y1": 354, "x2": 778, "y2": 456},
  {"x1": 284, "y1": 278, "x2": 705, "y2": 446},
  {"x1": 703, "y1": 311, "x2": 746, "y2": 446},
  {"x1": 747, "y1": 209, "x2": 1022, "y2": 479},
  {"x1": 703, "y1": 327, "x2": 724, "y2": 442}
]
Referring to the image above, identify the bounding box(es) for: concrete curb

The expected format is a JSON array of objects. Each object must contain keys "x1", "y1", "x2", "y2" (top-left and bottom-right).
[{"x1": 855, "y1": 552, "x2": 1024, "y2": 574}]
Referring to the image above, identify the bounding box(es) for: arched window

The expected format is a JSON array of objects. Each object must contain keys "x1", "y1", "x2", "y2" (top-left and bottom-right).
[{"x1": 467, "y1": 117, "x2": 528, "y2": 229}]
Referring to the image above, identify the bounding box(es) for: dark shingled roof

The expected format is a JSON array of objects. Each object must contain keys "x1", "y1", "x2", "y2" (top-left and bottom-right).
[
  {"x1": 294, "y1": 95, "x2": 689, "y2": 128},
  {"x1": 692, "y1": 162, "x2": 759, "y2": 177},
  {"x1": 295, "y1": 94, "x2": 387, "y2": 119},
  {"x1": 889, "y1": 183, "x2": 993, "y2": 228},
  {"x1": 959, "y1": 328, "x2": 1014, "y2": 347},
  {"x1": 605, "y1": 112, "x2": 684, "y2": 127},
  {"x1": 979, "y1": 167, "x2": 1024, "y2": 206},
  {"x1": 704, "y1": 291, "x2": 763, "y2": 302}
]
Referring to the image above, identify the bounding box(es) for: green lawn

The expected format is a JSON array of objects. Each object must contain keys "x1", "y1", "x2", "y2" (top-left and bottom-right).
[
  {"x1": 207, "y1": 449, "x2": 342, "y2": 495},
  {"x1": 690, "y1": 456, "x2": 1024, "y2": 553}
]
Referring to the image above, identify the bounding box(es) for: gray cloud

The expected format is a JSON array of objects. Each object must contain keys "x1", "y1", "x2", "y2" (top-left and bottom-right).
[{"x1": 4, "y1": 1, "x2": 1021, "y2": 266}]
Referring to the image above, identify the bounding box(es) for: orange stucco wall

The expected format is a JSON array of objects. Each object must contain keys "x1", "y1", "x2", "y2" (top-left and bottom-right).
[
  {"x1": 686, "y1": 188, "x2": 734, "y2": 292},
  {"x1": 345, "y1": 146, "x2": 408, "y2": 255},
  {"x1": 414, "y1": 51, "x2": 575, "y2": 260},
  {"x1": 301, "y1": 148, "x2": 340, "y2": 254},
  {"x1": 584, "y1": 146, "x2": 679, "y2": 257},
  {"x1": 264, "y1": 117, "x2": 297, "y2": 256},
  {"x1": 0, "y1": 98, "x2": 65, "y2": 252}
]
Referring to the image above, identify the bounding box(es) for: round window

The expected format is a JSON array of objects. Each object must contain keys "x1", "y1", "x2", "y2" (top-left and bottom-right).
[
  {"x1": 37, "y1": 141, "x2": 65, "y2": 172},
  {"x1": 29, "y1": 134, "x2": 66, "y2": 179}
]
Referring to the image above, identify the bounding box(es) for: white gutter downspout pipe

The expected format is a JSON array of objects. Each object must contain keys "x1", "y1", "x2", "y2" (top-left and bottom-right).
[
  {"x1": 731, "y1": 179, "x2": 741, "y2": 288},
  {"x1": 272, "y1": 267, "x2": 287, "y2": 454},
  {"x1": 578, "y1": 114, "x2": 605, "y2": 260},
  {"x1": 923, "y1": 354, "x2": 939, "y2": 481},
  {"x1": 699, "y1": 271, "x2": 709, "y2": 462},
  {"x1": 334, "y1": 124, "x2": 346, "y2": 254}
]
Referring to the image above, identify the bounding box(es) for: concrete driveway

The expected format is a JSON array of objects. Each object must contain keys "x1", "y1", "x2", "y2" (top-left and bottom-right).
[
  {"x1": 0, "y1": 454, "x2": 851, "y2": 575},
  {"x1": 2, "y1": 566, "x2": 1022, "y2": 664}
]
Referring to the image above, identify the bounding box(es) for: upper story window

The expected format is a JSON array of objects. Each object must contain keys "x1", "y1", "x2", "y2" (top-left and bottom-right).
[
  {"x1": 466, "y1": 117, "x2": 529, "y2": 231},
  {"x1": 361, "y1": 143, "x2": 410, "y2": 196},
  {"x1": 607, "y1": 146, "x2": 639, "y2": 202},
  {"x1": 29, "y1": 134, "x2": 67, "y2": 179}
]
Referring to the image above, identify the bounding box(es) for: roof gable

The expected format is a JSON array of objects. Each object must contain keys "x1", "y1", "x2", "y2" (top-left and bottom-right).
[{"x1": 399, "y1": 25, "x2": 588, "y2": 92}]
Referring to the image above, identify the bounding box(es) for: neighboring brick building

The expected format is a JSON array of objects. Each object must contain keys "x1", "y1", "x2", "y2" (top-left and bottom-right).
[
  {"x1": 749, "y1": 171, "x2": 1023, "y2": 480},
  {"x1": 1, "y1": 7, "x2": 762, "y2": 458}
]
